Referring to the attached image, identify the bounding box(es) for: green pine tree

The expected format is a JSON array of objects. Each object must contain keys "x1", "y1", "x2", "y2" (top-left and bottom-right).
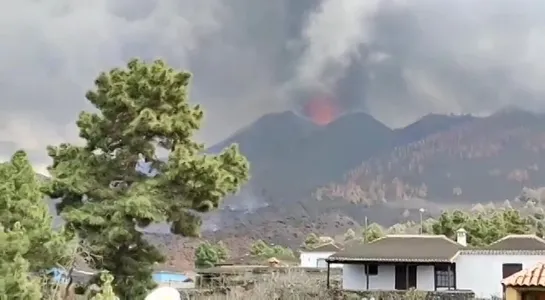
[
  {"x1": 362, "y1": 223, "x2": 384, "y2": 243},
  {"x1": 250, "y1": 240, "x2": 269, "y2": 256},
  {"x1": 303, "y1": 233, "x2": 319, "y2": 249},
  {"x1": 194, "y1": 242, "x2": 220, "y2": 268},
  {"x1": 91, "y1": 272, "x2": 119, "y2": 300},
  {"x1": 215, "y1": 241, "x2": 229, "y2": 262},
  {"x1": 43, "y1": 58, "x2": 249, "y2": 298},
  {"x1": 0, "y1": 223, "x2": 42, "y2": 299},
  {"x1": 0, "y1": 151, "x2": 69, "y2": 272}
]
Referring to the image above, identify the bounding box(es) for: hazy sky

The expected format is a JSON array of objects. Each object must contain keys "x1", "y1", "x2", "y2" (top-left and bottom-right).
[{"x1": 3, "y1": 0, "x2": 545, "y2": 173}]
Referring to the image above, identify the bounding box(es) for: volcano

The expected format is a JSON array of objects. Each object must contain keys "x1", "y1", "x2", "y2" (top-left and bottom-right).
[{"x1": 302, "y1": 94, "x2": 340, "y2": 125}]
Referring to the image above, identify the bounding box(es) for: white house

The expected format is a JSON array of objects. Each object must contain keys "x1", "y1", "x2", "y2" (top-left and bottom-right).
[
  {"x1": 326, "y1": 228, "x2": 545, "y2": 298},
  {"x1": 300, "y1": 243, "x2": 342, "y2": 268}
]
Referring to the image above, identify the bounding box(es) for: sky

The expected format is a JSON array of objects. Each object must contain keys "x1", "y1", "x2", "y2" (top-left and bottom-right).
[{"x1": 3, "y1": 0, "x2": 545, "y2": 174}]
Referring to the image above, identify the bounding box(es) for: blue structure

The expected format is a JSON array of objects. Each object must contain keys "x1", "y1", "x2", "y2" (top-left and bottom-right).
[
  {"x1": 152, "y1": 272, "x2": 190, "y2": 284},
  {"x1": 48, "y1": 268, "x2": 191, "y2": 285},
  {"x1": 47, "y1": 268, "x2": 71, "y2": 284}
]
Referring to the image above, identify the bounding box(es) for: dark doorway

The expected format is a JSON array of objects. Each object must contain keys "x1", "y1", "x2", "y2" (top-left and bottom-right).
[
  {"x1": 521, "y1": 291, "x2": 545, "y2": 300},
  {"x1": 395, "y1": 265, "x2": 417, "y2": 290},
  {"x1": 395, "y1": 265, "x2": 406, "y2": 290}
]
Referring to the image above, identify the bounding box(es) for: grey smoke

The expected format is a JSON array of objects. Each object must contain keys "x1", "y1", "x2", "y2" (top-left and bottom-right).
[
  {"x1": 3, "y1": 0, "x2": 545, "y2": 171},
  {"x1": 221, "y1": 187, "x2": 270, "y2": 213}
]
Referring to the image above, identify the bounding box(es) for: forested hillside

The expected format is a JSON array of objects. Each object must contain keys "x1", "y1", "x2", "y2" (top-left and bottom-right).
[
  {"x1": 210, "y1": 111, "x2": 477, "y2": 206},
  {"x1": 317, "y1": 109, "x2": 545, "y2": 205}
]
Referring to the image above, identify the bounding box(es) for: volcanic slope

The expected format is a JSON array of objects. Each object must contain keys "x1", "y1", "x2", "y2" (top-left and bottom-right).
[
  {"x1": 208, "y1": 111, "x2": 401, "y2": 206},
  {"x1": 317, "y1": 109, "x2": 545, "y2": 206},
  {"x1": 208, "y1": 111, "x2": 318, "y2": 164},
  {"x1": 210, "y1": 110, "x2": 477, "y2": 206}
]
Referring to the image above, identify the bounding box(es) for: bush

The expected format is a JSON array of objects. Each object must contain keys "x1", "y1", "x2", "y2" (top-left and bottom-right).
[
  {"x1": 249, "y1": 240, "x2": 294, "y2": 259},
  {"x1": 205, "y1": 270, "x2": 331, "y2": 299},
  {"x1": 195, "y1": 241, "x2": 230, "y2": 268}
]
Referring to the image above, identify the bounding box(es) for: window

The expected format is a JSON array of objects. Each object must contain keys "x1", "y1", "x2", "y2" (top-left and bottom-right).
[
  {"x1": 365, "y1": 264, "x2": 378, "y2": 275},
  {"x1": 502, "y1": 263, "x2": 523, "y2": 278},
  {"x1": 316, "y1": 259, "x2": 327, "y2": 268},
  {"x1": 502, "y1": 263, "x2": 523, "y2": 294},
  {"x1": 435, "y1": 265, "x2": 455, "y2": 288}
]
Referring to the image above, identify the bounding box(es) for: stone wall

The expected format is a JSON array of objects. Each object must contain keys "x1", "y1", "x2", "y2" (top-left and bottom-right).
[{"x1": 341, "y1": 289, "x2": 475, "y2": 300}]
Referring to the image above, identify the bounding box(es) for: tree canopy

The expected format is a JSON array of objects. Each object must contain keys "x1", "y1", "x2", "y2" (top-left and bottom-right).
[
  {"x1": 91, "y1": 272, "x2": 119, "y2": 300},
  {"x1": 303, "y1": 233, "x2": 320, "y2": 249},
  {"x1": 362, "y1": 223, "x2": 385, "y2": 243},
  {"x1": 194, "y1": 241, "x2": 229, "y2": 268},
  {"x1": 431, "y1": 209, "x2": 530, "y2": 246},
  {"x1": 43, "y1": 59, "x2": 249, "y2": 298},
  {"x1": 250, "y1": 240, "x2": 294, "y2": 259},
  {"x1": 0, "y1": 223, "x2": 43, "y2": 299},
  {"x1": 0, "y1": 151, "x2": 69, "y2": 273}
]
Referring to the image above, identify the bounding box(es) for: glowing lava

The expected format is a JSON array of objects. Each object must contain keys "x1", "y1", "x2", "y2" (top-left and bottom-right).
[{"x1": 304, "y1": 95, "x2": 339, "y2": 125}]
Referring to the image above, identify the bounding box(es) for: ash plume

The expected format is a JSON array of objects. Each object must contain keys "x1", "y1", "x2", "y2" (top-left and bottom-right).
[
  {"x1": 283, "y1": 0, "x2": 380, "y2": 101},
  {"x1": 3, "y1": 0, "x2": 545, "y2": 169}
]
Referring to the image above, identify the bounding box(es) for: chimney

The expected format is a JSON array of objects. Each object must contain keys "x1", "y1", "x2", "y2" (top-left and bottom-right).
[{"x1": 456, "y1": 228, "x2": 467, "y2": 246}]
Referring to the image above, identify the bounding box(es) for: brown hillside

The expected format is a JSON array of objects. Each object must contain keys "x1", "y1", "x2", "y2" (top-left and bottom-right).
[{"x1": 317, "y1": 109, "x2": 545, "y2": 205}]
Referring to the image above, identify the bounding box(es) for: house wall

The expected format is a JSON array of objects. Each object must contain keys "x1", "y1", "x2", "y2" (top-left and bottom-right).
[
  {"x1": 455, "y1": 253, "x2": 543, "y2": 298},
  {"x1": 342, "y1": 264, "x2": 435, "y2": 291},
  {"x1": 300, "y1": 252, "x2": 341, "y2": 268},
  {"x1": 504, "y1": 287, "x2": 521, "y2": 300}
]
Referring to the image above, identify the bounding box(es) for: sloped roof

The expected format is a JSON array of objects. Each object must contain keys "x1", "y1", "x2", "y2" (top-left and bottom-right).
[
  {"x1": 485, "y1": 235, "x2": 545, "y2": 251},
  {"x1": 301, "y1": 243, "x2": 341, "y2": 252},
  {"x1": 216, "y1": 254, "x2": 298, "y2": 267},
  {"x1": 502, "y1": 262, "x2": 545, "y2": 287},
  {"x1": 326, "y1": 233, "x2": 545, "y2": 263},
  {"x1": 215, "y1": 255, "x2": 265, "y2": 266},
  {"x1": 327, "y1": 235, "x2": 463, "y2": 263}
]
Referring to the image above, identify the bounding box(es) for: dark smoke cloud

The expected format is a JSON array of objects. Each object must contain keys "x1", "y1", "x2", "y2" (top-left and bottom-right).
[
  {"x1": 359, "y1": 0, "x2": 545, "y2": 126},
  {"x1": 3, "y1": 0, "x2": 545, "y2": 172}
]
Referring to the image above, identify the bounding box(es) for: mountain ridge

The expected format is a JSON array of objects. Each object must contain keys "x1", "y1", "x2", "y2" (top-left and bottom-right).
[
  {"x1": 318, "y1": 108, "x2": 545, "y2": 205},
  {"x1": 37, "y1": 107, "x2": 545, "y2": 270},
  {"x1": 210, "y1": 110, "x2": 480, "y2": 205}
]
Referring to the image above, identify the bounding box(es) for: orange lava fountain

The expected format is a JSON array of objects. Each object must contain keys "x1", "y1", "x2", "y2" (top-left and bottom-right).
[{"x1": 303, "y1": 94, "x2": 339, "y2": 125}]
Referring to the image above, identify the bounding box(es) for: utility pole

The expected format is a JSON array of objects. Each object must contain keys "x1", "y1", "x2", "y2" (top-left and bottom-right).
[
  {"x1": 364, "y1": 216, "x2": 368, "y2": 243},
  {"x1": 419, "y1": 208, "x2": 425, "y2": 234}
]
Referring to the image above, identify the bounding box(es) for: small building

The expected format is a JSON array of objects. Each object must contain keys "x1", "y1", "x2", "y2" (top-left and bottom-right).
[
  {"x1": 299, "y1": 243, "x2": 342, "y2": 268},
  {"x1": 503, "y1": 262, "x2": 545, "y2": 300},
  {"x1": 152, "y1": 271, "x2": 194, "y2": 289},
  {"x1": 217, "y1": 254, "x2": 298, "y2": 267},
  {"x1": 326, "y1": 228, "x2": 545, "y2": 298}
]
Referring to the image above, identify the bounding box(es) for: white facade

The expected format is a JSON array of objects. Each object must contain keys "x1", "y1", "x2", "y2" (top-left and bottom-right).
[
  {"x1": 339, "y1": 253, "x2": 544, "y2": 297},
  {"x1": 342, "y1": 264, "x2": 436, "y2": 291},
  {"x1": 455, "y1": 252, "x2": 544, "y2": 299},
  {"x1": 334, "y1": 231, "x2": 545, "y2": 296},
  {"x1": 300, "y1": 251, "x2": 342, "y2": 268}
]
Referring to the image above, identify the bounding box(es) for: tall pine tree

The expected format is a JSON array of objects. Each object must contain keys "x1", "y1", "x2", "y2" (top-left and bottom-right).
[
  {"x1": 0, "y1": 150, "x2": 68, "y2": 272},
  {"x1": 0, "y1": 223, "x2": 43, "y2": 299},
  {"x1": 44, "y1": 59, "x2": 249, "y2": 298}
]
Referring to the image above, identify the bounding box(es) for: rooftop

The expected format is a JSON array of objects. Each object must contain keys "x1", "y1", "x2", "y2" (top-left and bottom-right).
[
  {"x1": 301, "y1": 243, "x2": 341, "y2": 252},
  {"x1": 485, "y1": 235, "x2": 545, "y2": 251},
  {"x1": 216, "y1": 254, "x2": 298, "y2": 267},
  {"x1": 502, "y1": 262, "x2": 545, "y2": 287},
  {"x1": 327, "y1": 233, "x2": 545, "y2": 263},
  {"x1": 328, "y1": 234, "x2": 462, "y2": 263}
]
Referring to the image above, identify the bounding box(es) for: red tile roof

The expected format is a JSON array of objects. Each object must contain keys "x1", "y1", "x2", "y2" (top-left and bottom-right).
[{"x1": 502, "y1": 262, "x2": 545, "y2": 287}]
